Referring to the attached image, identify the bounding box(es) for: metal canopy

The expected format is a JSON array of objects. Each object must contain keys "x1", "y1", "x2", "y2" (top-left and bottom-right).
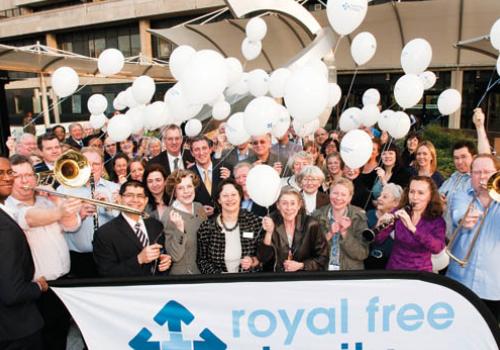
[{"x1": 0, "y1": 43, "x2": 174, "y2": 81}]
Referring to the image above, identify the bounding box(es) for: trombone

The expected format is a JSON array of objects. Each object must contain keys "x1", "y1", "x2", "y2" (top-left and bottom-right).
[
  {"x1": 445, "y1": 171, "x2": 499, "y2": 267},
  {"x1": 31, "y1": 150, "x2": 145, "y2": 217}
]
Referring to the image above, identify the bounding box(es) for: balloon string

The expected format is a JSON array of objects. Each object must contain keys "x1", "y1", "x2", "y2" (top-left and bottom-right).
[
  {"x1": 475, "y1": 76, "x2": 500, "y2": 109},
  {"x1": 331, "y1": 35, "x2": 343, "y2": 57},
  {"x1": 23, "y1": 82, "x2": 89, "y2": 131},
  {"x1": 212, "y1": 145, "x2": 236, "y2": 170},
  {"x1": 340, "y1": 68, "x2": 358, "y2": 114}
]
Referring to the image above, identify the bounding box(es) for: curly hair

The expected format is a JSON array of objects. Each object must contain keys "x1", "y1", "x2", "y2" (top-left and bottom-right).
[
  {"x1": 165, "y1": 169, "x2": 200, "y2": 197},
  {"x1": 398, "y1": 175, "x2": 443, "y2": 218}
]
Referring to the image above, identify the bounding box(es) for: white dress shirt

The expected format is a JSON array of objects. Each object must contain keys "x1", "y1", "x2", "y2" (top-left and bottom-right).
[
  {"x1": 121, "y1": 213, "x2": 150, "y2": 244},
  {"x1": 167, "y1": 153, "x2": 184, "y2": 171}
]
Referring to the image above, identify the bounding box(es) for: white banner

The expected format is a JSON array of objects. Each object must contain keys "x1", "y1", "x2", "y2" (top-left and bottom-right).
[{"x1": 52, "y1": 278, "x2": 498, "y2": 350}]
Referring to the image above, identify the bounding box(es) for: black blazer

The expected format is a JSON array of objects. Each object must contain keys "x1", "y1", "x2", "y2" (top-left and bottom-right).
[
  {"x1": 65, "y1": 137, "x2": 84, "y2": 150},
  {"x1": 93, "y1": 214, "x2": 166, "y2": 277},
  {"x1": 218, "y1": 148, "x2": 255, "y2": 171},
  {"x1": 147, "y1": 151, "x2": 193, "y2": 177},
  {"x1": 188, "y1": 163, "x2": 224, "y2": 209},
  {"x1": 0, "y1": 208, "x2": 43, "y2": 342}
]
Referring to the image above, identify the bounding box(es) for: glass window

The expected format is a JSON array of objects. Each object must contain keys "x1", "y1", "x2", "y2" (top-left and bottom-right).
[{"x1": 71, "y1": 95, "x2": 81, "y2": 114}]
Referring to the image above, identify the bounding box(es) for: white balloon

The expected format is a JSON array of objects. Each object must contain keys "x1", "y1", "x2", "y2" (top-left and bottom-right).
[
  {"x1": 269, "y1": 68, "x2": 291, "y2": 98},
  {"x1": 225, "y1": 57, "x2": 243, "y2": 87},
  {"x1": 124, "y1": 87, "x2": 139, "y2": 108},
  {"x1": 418, "y1": 71, "x2": 437, "y2": 90},
  {"x1": 89, "y1": 113, "x2": 107, "y2": 129},
  {"x1": 87, "y1": 94, "x2": 108, "y2": 115},
  {"x1": 185, "y1": 119, "x2": 203, "y2": 137},
  {"x1": 497, "y1": 56, "x2": 500, "y2": 76},
  {"x1": 246, "y1": 17, "x2": 267, "y2": 42},
  {"x1": 327, "y1": 83, "x2": 342, "y2": 107},
  {"x1": 401, "y1": 38, "x2": 433, "y2": 75},
  {"x1": 107, "y1": 114, "x2": 132, "y2": 142},
  {"x1": 394, "y1": 74, "x2": 424, "y2": 109},
  {"x1": 212, "y1": 100, "x2": 231, "y2": 121},
  {"x1": 125, "y1": 107, "x2": 145, "y2": 133},
  {"x1": 340, "y1": 129, "x2": 373, "y2": 169},
  {"x1": 437, "y1": 89, "x2": 462, "y2": 115},
  {"x1": 386, "y1": 111, "x2": 411, "y2": 139},
  {"x1": 284, "y1": 65, "x2": 329, "y2": 123},
  {"x1": 113, "y1": 92, "x2": 127, "y2": 111},
  {"x1": 307, "y1": 60, "x2": 329, "y2": 79},
  {"x1": 97, "y1": 48, "x2": 125, "y2": 76},
  {"x1": 169, "y1": 45, "x2": 196, "y2": 81},
  {"x1": 180, "y1": 50, "x2": 228, "y2": 105},
  {"x1": 241, "y1": 38, "x2": 262, "y2": 61},
  {"x1": 132, "y1": 75, "x2": 156, "y2": 105},
  {"x1": 293, "y1": 118, "x2": 320, "y2": 138},
  {"x1": 272, "y1": 105, "x2": 291, "y2": 139},
  {"x1": 490, "y1": 18, "x2": 500, "y2": 51},
  {"x1": 226, "y1": 112, "x2": 250, "y2": 146},
  {"x1": 327, "y1": 0, "x2": 368, "y2": 36},
  {"x1": 209, "y1": 94, "x2": 226, "y2": 107},
  {"x1": 164, "y1": 84, "x2": 202, "y2": 122},
  {"x1": 143, "y1": 102, "x2": 168, "y2": 131},
  {"x1": 378, "y1": 109, "x2": 395, "y2": 131},
  {"x1": 227, "y1": 72, "x2": 250, "y2": 96},
  {"x1": 246, "y1": 164, "x2": 281, "y2": 207},
  {"x1": 361, "y1": 104, "x2": 380, "y2": 128},
  {"x1": 247, "y1": 69, "x2": 269, "y2": 97},
  {"x1": 431, "y1": 248, "x2": 450, "y2": 273},
  {"x1": 243, "y1": 96, "x2": 278, "y2": 136},
  {"x1": 51, "y1": 66, "x2": 79, "y2": 98},
  {"x1": 350, "y1": 32, "x2": 377, "y2": 66},
  {"x1": 362, "y1": 88, "x2": 380, "y2": 106},
  {"x1": 339, "y1": 107, "x2": 362, "y2": 132}
]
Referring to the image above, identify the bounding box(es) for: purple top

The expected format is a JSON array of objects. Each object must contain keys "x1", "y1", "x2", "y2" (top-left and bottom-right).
[{"x1": 374, "y1": 215, "x2": 446, "y2": 272}]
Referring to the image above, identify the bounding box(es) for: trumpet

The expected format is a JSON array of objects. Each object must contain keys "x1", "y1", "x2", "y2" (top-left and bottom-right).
[
  {"x1": 31, "y1": 150, "x2": 146, "y2": 217},
  {"x1": 446, "y1": 171, "x2": 499, "y2": 267},
  {"x1": 362, "y1": 204, "x2": 413, "y2": 243}
]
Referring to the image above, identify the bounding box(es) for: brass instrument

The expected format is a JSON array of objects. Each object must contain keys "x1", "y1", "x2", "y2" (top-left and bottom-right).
[
  {"x1": 31, "y1": 150, "x2": 145, "y2": 217},
  {"x1": 446, "y1": 171, "x2": 499, "y2": 267}
]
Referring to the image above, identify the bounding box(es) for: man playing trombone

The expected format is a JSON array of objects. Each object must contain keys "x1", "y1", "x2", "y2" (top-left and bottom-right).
[{"x1": 446, "y1": 154, "x2": 499, "y2": 323}]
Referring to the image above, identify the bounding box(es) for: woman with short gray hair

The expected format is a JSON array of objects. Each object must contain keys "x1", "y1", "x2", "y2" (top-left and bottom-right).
[
  {"x1": 296, "y1": 165, "x2": 328, "y2": 214},
  {"x1": 280, "y1": 151, "x2": 314, "y2": 190}
]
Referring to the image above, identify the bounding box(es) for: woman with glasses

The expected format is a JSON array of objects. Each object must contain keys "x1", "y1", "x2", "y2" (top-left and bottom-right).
[
  {"x1": 312, "y1": 178, "x2": 369, "y2": 271},
  {"x1": 297, "y1": 165, "x2": 329, "y2": 214},
  {"x1": 197, "y1": 178, "x2": 262, "y2": 274},
  {"x1": 162, "y1": 169, "x2": 207, "y2": 275},
  {"x1": 143, "y1": 164, "x2": 169, "y2": 220},
  {"x1": 259, "y1": 186, "x2": 328, "y2": 272}
]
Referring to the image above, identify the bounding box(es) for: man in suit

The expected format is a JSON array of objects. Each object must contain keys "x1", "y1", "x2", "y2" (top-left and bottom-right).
[
  {"x1": 247, "y1": 134, "x2": 289, "y2": 177},
  {"x1": 0, "y1": 156, "x2": 47, "y2": 350},
  {"x1": 34, "y1": 132, "x2": 62, "y2": 176},
  {"x1": 188, "y1": 136, "x2": 231, "y2": 217},
  {"x1": 93, "y1": 180, "x2": 172, "y2": 277},
  {"x1": 214, "y1": 141, "x2": 255, "y2": 171},
  {"x1": 147, "y1": 124, "x2": 192, "y2": 176},
  {"x1": 65, "y1": 123, "x2": 85, "y2": 150}
]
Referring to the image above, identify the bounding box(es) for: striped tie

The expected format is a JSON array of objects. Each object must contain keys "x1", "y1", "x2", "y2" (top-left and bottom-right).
[{"x1": 134, "y1": 222, "x2": 149, "y2": 247}]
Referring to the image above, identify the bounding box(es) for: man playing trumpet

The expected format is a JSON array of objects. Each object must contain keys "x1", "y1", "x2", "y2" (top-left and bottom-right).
[{"x1": 446, "y1": 154, "x2": 499, "y2": 323}]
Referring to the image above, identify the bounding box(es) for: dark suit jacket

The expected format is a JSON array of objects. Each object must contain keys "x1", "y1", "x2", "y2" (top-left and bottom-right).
[
  {"x1": 188, "y1": 163, "x2": 223, "y2": 209},
  {"x1": 316, "y1": 191, "x2": 330, "y2": 210},
  {"x1": 247, "y1": 151, "x2": 291, "y2": 177},
  {"x1": 34, "y1": 161, "x2": 60, "y2": 188},
  {"x1": 218, "y1": 148, "x2": 255, "y2": 170},
  {"x1": 147, "y1": 151, "x2": 193, "y2": 177},
  {"x1": 93, "y1": 214, "x2": 166, "y2": 277},
  {"x1": 0, "y1": 208, "x2": 43, "y2": 342},
  {"x1": 65, "y1": 137, "x2": 84, "y2": 150}
]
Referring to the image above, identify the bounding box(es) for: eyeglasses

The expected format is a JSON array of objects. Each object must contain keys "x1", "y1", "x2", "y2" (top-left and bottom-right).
[
  {"x1": 0, "y1": 169, "x2": 14, "y2": 177},
  {"x1": 121, "y1": 193, "x2": 147, "y2": 200},
  {"x1": 302, "y1": 177, "x2": 321, "y2": 183},
  {"x1": 252, "y1": 140, "x2": 267, "y2": 145},
  {"x1": 471, "y1": 169, "x2": 496, "y2": 176}
]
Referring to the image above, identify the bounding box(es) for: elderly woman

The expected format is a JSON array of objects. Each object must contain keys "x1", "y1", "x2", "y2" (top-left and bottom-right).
[
  {"x1": 374, "y1": 176, "x2": 445, "y2": 272},
  {"x1": 323, "y1": 152, "x2": 343, "y2": 192},
  {"x1": 281, "y1": 151, "x2": 313, "y2": 190},
  {"x1": 197, "y1": 178, "x2": 262, "y2": 274},
  {"x1": 312, "y1": 178, "x2": 369, "y2": 270},
  {"x1": 297, "y1": 165, "x2": 328, "y2": 214},
  {"x1": 364, "y1": 183, "x2": 403, "y2": 270},
  {"x1": 161, "y1": 169, "x2": 207, "y2": 275},
  {"x1": 143, "y1": 164, "x2": 169, "y2": 219},
  {"x1": 410, "y1": 141, "x2": 445, "y2": 187},
  {"x1": 147, "y1": 137, "x2": 162, "y2": 160},
  {"x1": 259, "y1": 186, "x2": 328, "y2": 272}
]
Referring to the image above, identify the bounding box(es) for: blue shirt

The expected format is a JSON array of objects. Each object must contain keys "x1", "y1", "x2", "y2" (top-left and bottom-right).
[
  {"x1": 58, "y1": 178, "x2": 119, "y2": 253},
  {"x1": 439, "y1": 171, "x2": 471, "y2": 237},
  {"x1": 446, "y1": 188, "x2": 500, "y2": 300}
]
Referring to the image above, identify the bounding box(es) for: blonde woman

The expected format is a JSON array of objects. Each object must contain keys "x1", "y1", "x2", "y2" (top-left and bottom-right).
[{"x1": 410, "y1": 141, "x2": 445, "y2": 187}]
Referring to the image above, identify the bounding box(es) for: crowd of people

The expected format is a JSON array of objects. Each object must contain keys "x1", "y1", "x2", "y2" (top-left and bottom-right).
[{"x1": 0, "y1": 108, "x2": 499, "y2": 349}]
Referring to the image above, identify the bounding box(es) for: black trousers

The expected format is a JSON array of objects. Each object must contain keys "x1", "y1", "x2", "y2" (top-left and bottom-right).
[
  {"x1": 69, "y1": 251, "x2": 98, "y2": 278},
  {"x1": 482, "y1": 299, "x2": 500, "y2": 324},
  {"x1": 37, "y1": 287, "x2": 71, "y2": 350},
  {"x1": 0, "y1": 330, "x2": 43, "y2": 350}
]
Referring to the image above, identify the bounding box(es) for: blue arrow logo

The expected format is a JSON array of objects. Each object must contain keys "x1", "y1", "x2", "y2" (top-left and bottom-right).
[
  {"x1": 194, "y1": 329, "x2": 227, "y2": 350},
  {"x1": 129, "y1": 328, "x2": 160, "y2": 350},
  {"x1": 154, "y1": 301, "x2": 195, "y2": 332}
]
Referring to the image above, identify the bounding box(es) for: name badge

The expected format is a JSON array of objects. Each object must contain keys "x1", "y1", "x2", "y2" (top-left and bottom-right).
[
  {"x1": 243, "y1": 231, "x2": 254, "y2": 239},
  {"x1": 328, "y1": 264, "x2": 340, "y2": 271}
]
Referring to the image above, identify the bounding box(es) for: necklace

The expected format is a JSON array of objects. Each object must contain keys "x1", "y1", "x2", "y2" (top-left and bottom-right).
[{"x1": 220, "y1": 214, "x2": 239, "y2": 232}]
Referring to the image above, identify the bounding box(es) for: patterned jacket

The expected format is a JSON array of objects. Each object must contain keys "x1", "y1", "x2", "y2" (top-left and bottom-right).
[{"x1": 197, "y1": 210, "x2": 262, "y2": 274}]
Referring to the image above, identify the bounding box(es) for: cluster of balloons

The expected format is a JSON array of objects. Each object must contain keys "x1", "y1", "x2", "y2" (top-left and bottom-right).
[{"x1": 241, "y1": 17, "x2": 267, "y2": 61}]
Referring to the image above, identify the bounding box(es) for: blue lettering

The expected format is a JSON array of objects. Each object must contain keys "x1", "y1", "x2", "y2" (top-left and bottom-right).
[
  {"x1": 427, "y1": 303, "x2": 454, "y2": 330},
  {"x1": 306, "y1": 308, "x2": 335, "y2": 337},
  {"x1": 232, "y1": 310, "x2": 245, "y2": 338},
  {"x1": 278, "y1": 309, "x2": 304, "y2": 345},
  {"x1": 366, "y1": 297, "x2": 379, "y2": 333},
  {"x1": 397, "y1": 303, "x2": 424, "y2": 331},
  {"x1": 248, "y1": 309, "x2": 277, "y2": 338}
]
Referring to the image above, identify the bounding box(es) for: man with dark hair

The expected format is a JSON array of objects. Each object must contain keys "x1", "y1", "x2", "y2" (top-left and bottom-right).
[
  {"x1": 439, "y1": 140, "x2": 477, "y2": 237},
  {"x1": 0, "y1": 156, "x2": 47, "y2": 350},
  {"x1": 52, "y1": 125, "x2": 66, "y2": 143},
  {"x1": 93, "y1": 180, "x2": 172, "y2": 277},
  {"x1": 148, "y1": 124, "x2": 193, "y2": 176},
  {"x1": 35, "y1": 132, "x2": 62, "y2": 175},
  {"x1": 188, "y1": 136, "x2": 230, "y2": 217}
]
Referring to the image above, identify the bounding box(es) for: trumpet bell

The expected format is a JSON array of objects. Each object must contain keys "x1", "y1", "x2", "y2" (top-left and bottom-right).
[
  {"x1": 54, "y1": 150, "x2": 91, "y2": 188},
  {"x1": 487, "y1": 171, "x2": 500, "y2": 202}
]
